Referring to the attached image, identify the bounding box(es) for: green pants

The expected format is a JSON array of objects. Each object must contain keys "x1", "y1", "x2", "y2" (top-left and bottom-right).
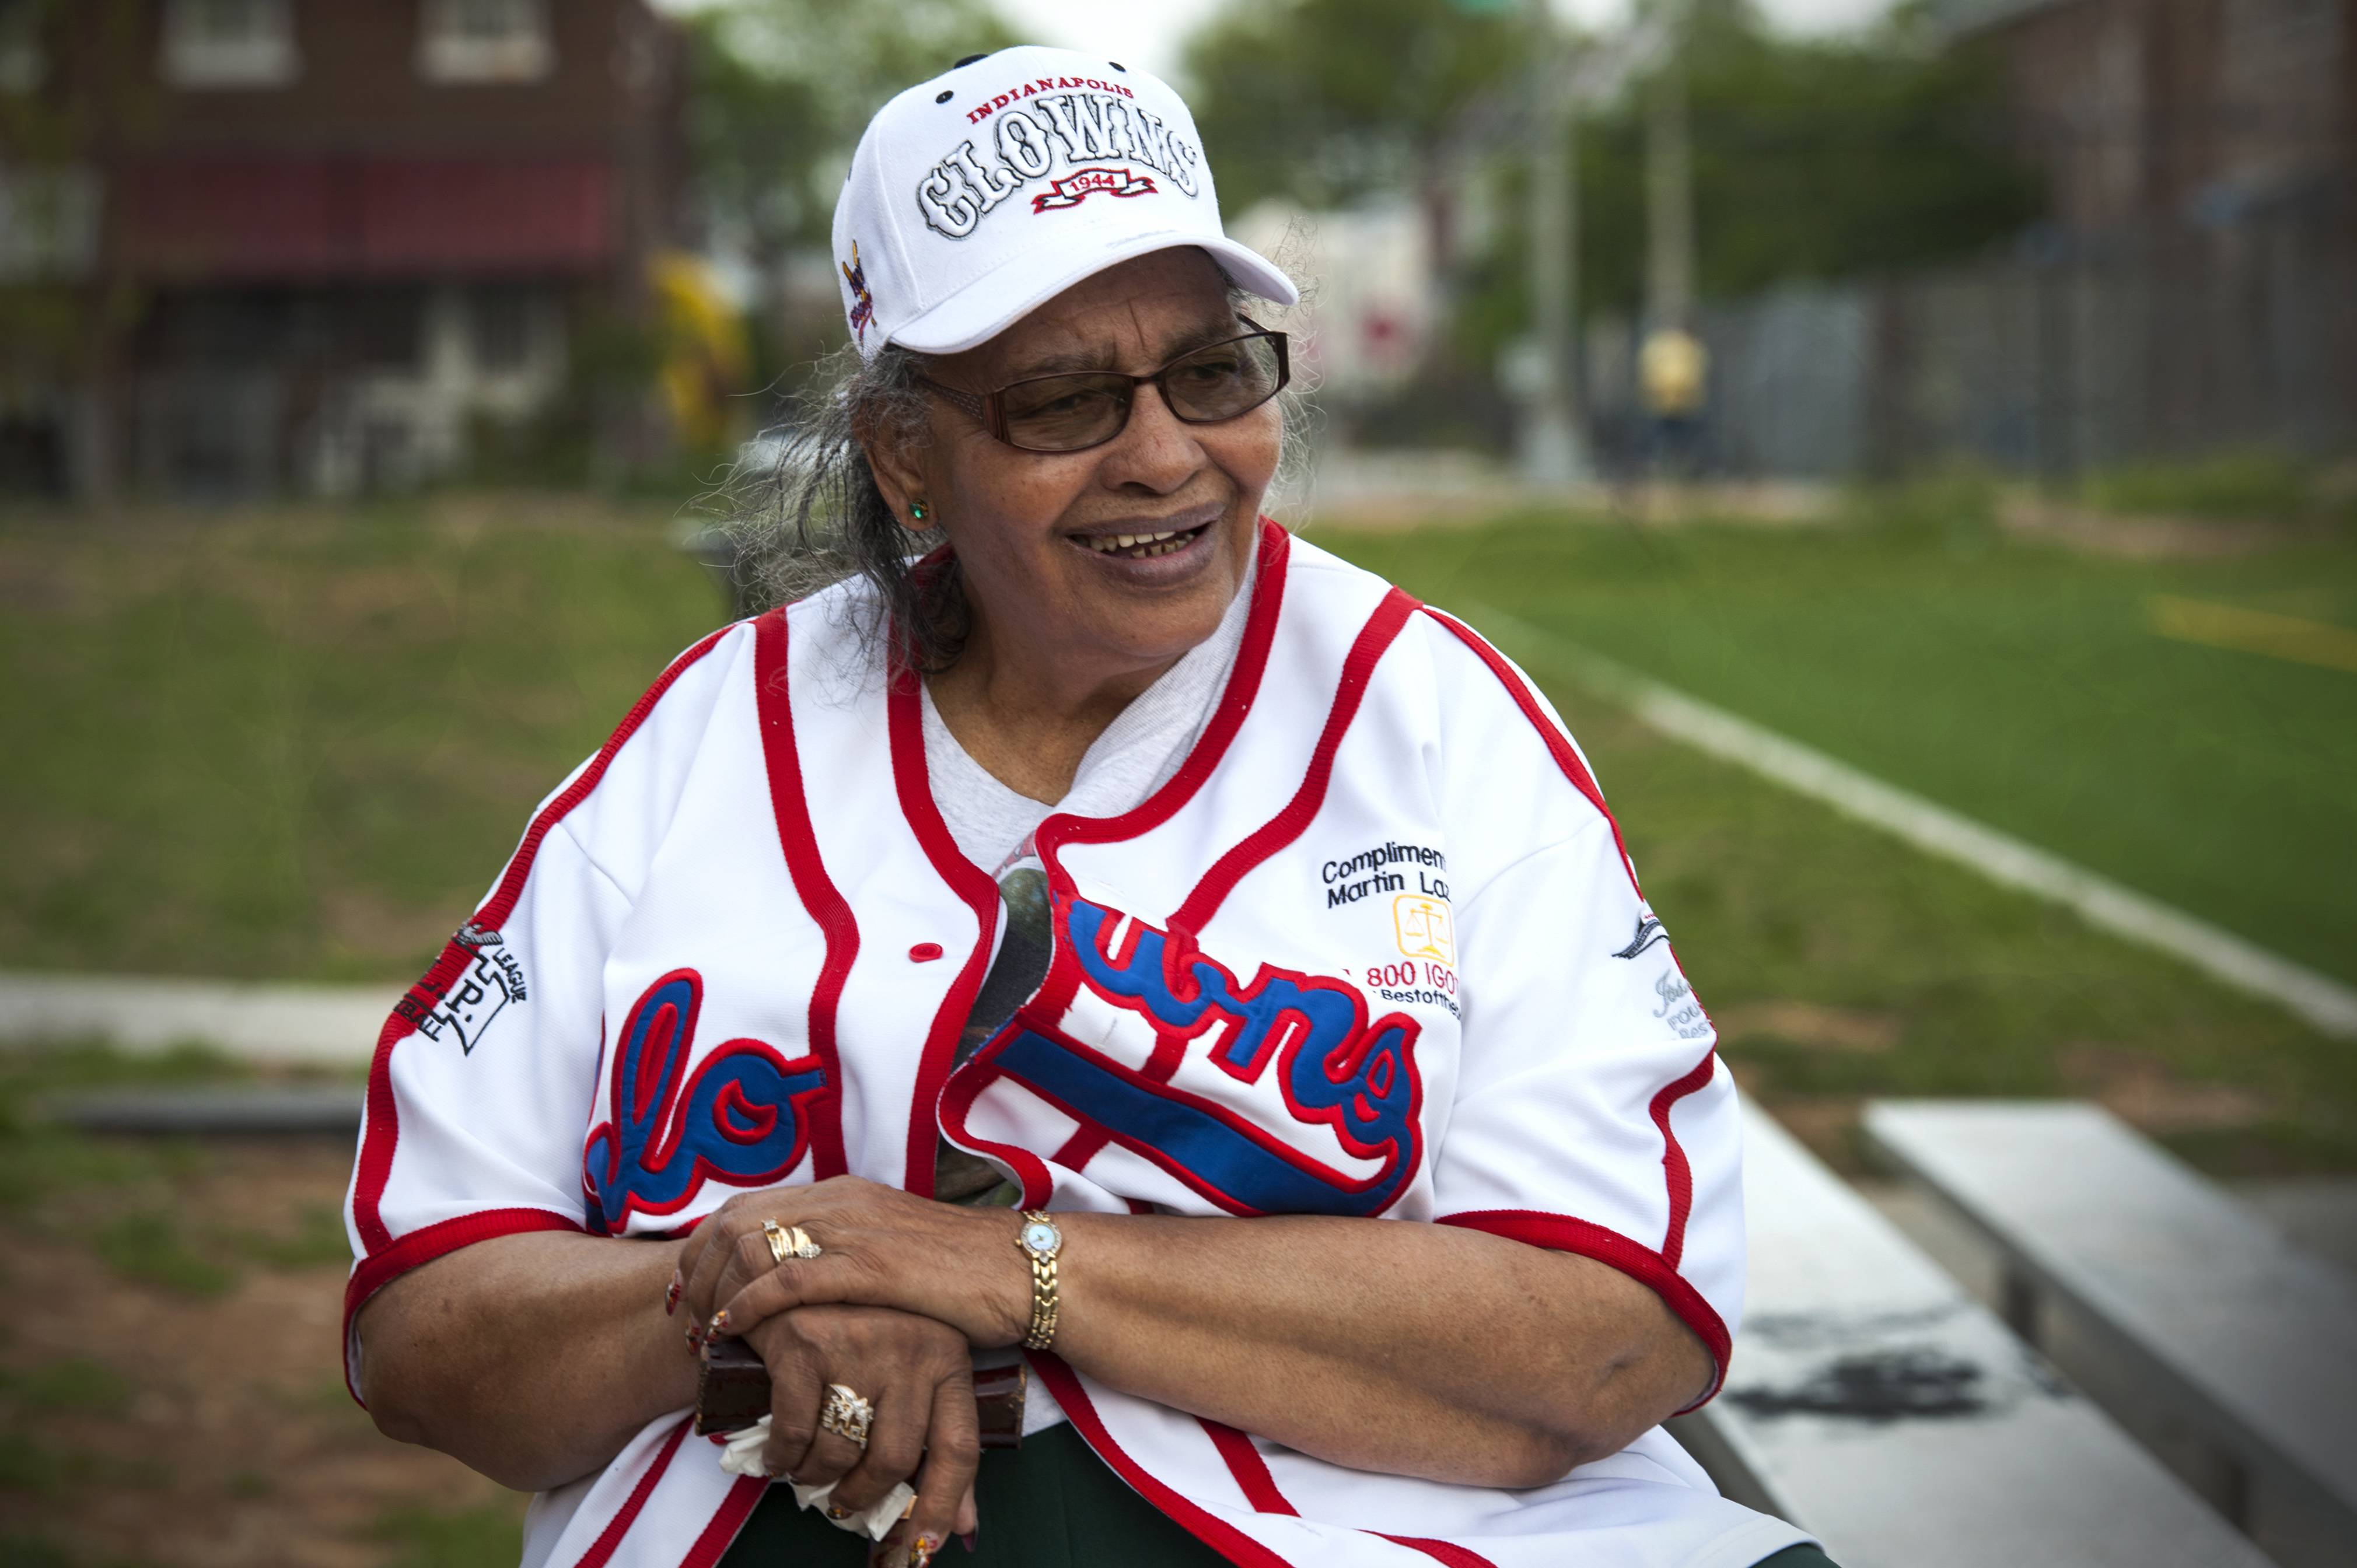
[{"x1": 718, "y1": 1421, "x2": 1836, "y2": 1566}]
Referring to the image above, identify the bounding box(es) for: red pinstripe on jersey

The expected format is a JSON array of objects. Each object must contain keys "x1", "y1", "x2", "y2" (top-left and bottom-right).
[
  {"x1": 1044, "y1": 582, "x2": 1420, "y2": 1175},
  {"x1": 936, "y1": 521, "x2": 1293, "y2": 1198},
  {"x1": 889, "y1": 663, "x2": 1006, "y2": 1197},
  {"x1": 568, "y1": 1419, "x2": 690, "y2": 1568},
  {"x1": 753, "y1": 609, "x2": 854, "y2": 1180},
  {"x1": 1031, "y1": 1354, "x2": 1297, "y2": 1568},
  {"x1": 676, "y1": 1476, "x2": 767, "y2": 1568}
]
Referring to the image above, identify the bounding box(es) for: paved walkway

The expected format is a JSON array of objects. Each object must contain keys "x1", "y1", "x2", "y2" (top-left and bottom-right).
[{"x1": 0, "y1": 970, "x2": 393, "y2": 1065}]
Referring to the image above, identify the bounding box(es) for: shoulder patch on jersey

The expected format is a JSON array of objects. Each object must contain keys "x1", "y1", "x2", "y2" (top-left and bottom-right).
[
  {"x1": 1613, "y1": 909, "x2": 1668, "y2": 960},
  {"x1": 397, "y1": 926, "x2": 529, "y2": 1055}
]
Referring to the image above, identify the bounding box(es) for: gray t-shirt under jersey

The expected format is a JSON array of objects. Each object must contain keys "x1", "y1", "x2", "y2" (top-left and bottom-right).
[{"x1": 919, "y1": 565, "x2": 1254, "y2": 876}]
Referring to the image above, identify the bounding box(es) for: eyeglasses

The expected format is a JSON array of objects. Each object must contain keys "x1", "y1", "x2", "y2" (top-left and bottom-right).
[{"x1": 918, "y1": 325, "x2": 1290, "y2": 454}]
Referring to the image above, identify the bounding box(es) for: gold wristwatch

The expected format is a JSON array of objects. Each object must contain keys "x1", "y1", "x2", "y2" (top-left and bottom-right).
[{"x1": 1015, "y1": 1211, "x2": 1062, "y2": 1350}]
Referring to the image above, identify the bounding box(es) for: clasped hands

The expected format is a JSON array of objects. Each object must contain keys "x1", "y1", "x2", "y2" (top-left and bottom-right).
[{"x1": 670, "y1": 1178, "x2": 1040, "y2": 1566}]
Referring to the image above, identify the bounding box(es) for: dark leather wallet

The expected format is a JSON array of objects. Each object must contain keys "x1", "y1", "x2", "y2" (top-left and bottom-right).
[{"x1": 694, "y1": 1339, "x2": 1028, "y2": 1450}]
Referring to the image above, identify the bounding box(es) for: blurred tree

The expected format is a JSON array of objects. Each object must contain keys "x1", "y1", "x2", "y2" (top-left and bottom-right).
[
  {"x1": 684, "y1": 0, "x2": 1016, "y2": 272},
  {"x1": 1181, "y1": 0, "x2": 1526, "y2": 214},
  {"x1": 1583, "y1": 0, "x2": 2042, "y2": 309},
  {"x1": 0, "y1": 0, "x2": 155, "y2": 497},
  {"x1": 1184, "y1": 0, "x2": 2039, "y2": 370}
]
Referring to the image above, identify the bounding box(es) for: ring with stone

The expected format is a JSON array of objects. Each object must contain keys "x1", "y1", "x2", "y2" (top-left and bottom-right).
[
  {"x1": 763, "y1": 1220, "x2": 821, "y2": 1266},
  {"x1": 819, "y1": 1382, "x2": 874, "y2": 1447}
]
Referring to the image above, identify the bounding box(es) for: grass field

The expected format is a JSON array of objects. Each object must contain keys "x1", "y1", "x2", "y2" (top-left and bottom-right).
[
  {"x1": 1321, "y1": 509, "x2": 2357, "y2": 986},
  {"x1": 0, "y1": 494, "x2": 725, "y2": 982},
  {"x1": 1, "y1": 492, "x2": 2350, "y2": 1172},
  {"x1": 0, "y1": 1048, "x2": 527, "y2": 1566}
]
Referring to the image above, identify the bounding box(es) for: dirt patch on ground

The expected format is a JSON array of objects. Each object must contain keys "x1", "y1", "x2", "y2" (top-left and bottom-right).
[
  {"x1": 0, "y1": 1139, "x2": 526, "y2": 1567},
  {"x1": 1998, "y1": 495, "x2": 2334, "y2": 559},
  {"x1": 1715, "y1": 1000, "x2": 1901, "y2": 1054},
  {"x1": 2060, "y1": 1045, "x2": 2279, "y2": 1133}
]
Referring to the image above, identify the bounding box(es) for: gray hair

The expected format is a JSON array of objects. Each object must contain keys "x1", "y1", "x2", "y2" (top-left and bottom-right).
[{"x1": 719, "y1": 274, "x2": 1318, "y2": 674}]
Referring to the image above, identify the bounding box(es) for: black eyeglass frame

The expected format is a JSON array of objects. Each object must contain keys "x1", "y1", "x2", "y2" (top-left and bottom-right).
[{"x1": 917, "y1": 321, "x2": 1291, "y2": 454}]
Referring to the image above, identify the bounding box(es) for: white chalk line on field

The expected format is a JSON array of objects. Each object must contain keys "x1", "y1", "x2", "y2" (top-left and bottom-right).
[{"x1": 1466, "y1": 604, "x2": 2357, "y2": 1042}]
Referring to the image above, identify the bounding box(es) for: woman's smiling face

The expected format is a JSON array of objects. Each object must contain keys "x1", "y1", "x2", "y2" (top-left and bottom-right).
[{"x1": 869, "y1": 247, "x2": 1281, "y2": 680}]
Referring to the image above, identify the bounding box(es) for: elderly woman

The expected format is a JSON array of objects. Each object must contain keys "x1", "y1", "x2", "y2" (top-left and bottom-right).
[{"x1": 345, "y1": 46, "x2": 1830, "y2": 1568}]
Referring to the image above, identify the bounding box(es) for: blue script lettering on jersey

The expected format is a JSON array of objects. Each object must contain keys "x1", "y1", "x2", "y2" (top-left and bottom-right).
[
  {"x1": 582, "y1": 970, "x2": 829, "y2": 1233},
  {"x1": 989, "y1": 900, "x2": 1424, "y2": 1217}
]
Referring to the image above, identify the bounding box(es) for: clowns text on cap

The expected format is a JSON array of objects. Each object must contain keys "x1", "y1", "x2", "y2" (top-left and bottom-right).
[{"x1": 918, "y1": 75, "x2": 1203, "y2": 240}]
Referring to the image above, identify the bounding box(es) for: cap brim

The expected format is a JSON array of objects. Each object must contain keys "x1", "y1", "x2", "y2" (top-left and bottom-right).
[{"x1": 886, "y1": 230, "x2": 1299, "y2": 358}]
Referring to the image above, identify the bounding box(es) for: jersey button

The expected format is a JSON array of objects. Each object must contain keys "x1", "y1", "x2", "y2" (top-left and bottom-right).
[{"x1": 908, "y1": 942, "x2": 944, "y2": 963}]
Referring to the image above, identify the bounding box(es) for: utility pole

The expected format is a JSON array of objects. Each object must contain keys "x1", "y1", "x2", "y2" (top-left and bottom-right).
[
  {"x1": 1521, "y1": 0, "x2": 1590, "y2": 486},
  {"x1": 1644, "y1": 48, "x2": 1695, "y2": 332}
]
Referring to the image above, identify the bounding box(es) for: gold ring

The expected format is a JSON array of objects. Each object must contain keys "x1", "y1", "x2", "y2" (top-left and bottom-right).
[
  {"x1": 763, "y1": 1221, "x2": 821, "y2": 1265},
  {"x1": 818, "y1": 1382, "x2": 873, "y2": 1447}
]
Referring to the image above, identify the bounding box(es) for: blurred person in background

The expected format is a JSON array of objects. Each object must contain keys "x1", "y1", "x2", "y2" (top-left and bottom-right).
[
  {"x1": 1641, "y1": 324, "x2": 1711, "y2": 479},
  {"x1": 343, "y1": 46, "x2": 1827, "y2": 1568}
]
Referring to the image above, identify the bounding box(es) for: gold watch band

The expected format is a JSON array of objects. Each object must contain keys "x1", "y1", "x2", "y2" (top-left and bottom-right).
[{"x1": 1018, "y1": 1210, "x2": 1060, "y2": 1350}]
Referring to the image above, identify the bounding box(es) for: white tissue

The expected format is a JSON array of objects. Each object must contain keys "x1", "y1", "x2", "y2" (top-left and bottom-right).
[{"x1": 716, "y1": 1416, "x2": 917, "y2": 1542}]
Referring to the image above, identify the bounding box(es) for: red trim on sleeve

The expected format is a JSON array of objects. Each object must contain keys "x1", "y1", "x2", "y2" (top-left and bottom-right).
[
  {"x1": 351, "y1": 625, "x2": 737, "y2": 1254},
  {"x1": 338, "y1": 1205, "x2": 585, "y2": 1403},
  {"x1": 1649, "y1": 1048, "x2": 1719, "y2": 1269},
  {"x1": 1030, "y1": 1354, "x2": 1298, "y2": 1568},
  {"x1": 887, "y1": 663, "x2": 1004, "y2": 1198},
  {"x1": 677, "y1": 1474, "x2": 768, "y2": 1568},
  {"x1": 569, "y1": 1418, "x2": 691, "y2": 1568},
  {"x1": 1420, "y1": 609, "x2": 1727, "y2": 1276},
  {"x1": 753, "y1": 609, "x2": 854, "y2": 1179},
  {"x1": 1438, "y1": 1209, "x2": 1730, "y2": 1409}
]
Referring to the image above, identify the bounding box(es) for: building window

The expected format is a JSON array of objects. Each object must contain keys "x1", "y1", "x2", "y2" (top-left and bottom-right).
[
  {"x1": 470, "y1": 286, "x2": 534, "y2": 372},
  {"x1": 418, "y1": 0, "x2": 552, "y2": 84},
  {"x1": 351, "y1": 288, "x2": 425, "y2": 373},
  {"x1": 160, "y1": 0, "x2": 299, "y2": 89},
  {"x1": 0, "y1": 0, "x2": 45, "y2": 94},
  {"x1": 0, "y1": 166, "x2": 100, "y2": 283}
]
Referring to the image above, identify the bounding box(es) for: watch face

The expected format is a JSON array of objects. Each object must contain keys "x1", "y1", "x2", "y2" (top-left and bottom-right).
[{"x1": 1022, "y1": 1221, "x2": 1059, "y2": 1256}]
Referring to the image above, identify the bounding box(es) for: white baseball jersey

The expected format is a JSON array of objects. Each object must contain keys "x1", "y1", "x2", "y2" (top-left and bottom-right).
[{"x1": 343, "y1": 523, "x2": 1809, "y2": 1568}]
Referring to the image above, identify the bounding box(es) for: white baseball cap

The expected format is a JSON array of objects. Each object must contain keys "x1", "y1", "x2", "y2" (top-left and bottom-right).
[{"x1": 830, "y1": 46, "x2": 1298, "y2": 360}]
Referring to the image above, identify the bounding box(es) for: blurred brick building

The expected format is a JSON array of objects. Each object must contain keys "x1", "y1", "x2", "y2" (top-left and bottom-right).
[
  {"x1": 1647, "y1": 0, "x2": 2357, "y2": 480},
  {"x1": 1942, "y1": 0, "x2": 2355, "y2": 233},
  {"x1": 0, "y1": 0, "x2": 685, "y2": 499}
]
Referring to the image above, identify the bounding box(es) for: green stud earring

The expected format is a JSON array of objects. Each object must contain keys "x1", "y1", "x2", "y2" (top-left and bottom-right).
[{"x1": 909, "y1": 502, "x2": 928, "y2": 523}]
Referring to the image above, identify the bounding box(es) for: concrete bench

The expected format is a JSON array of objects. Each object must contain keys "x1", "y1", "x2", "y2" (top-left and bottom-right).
[
  {"x1": 1666, "y1": 1110, "x2": 2270, "y2": 1568},
  {"x1": 1863, "y1": 1100, "x2": 2357, "y2": 1568}
]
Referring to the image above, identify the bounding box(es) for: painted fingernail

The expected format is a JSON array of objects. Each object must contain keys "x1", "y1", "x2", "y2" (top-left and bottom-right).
[
  {"x1": 911, "y1": 1536, "x2": 939, "y2": 1567},
  {"x1": 711, "y1": 1309, "x2": 730, "y2": 1335},
  {"x1": 683, "y1": 1323, "x2": 702, "y2": 1351},
  {"x1": 663, "y1": 1273, "x2": 682, "y2": 1315},
  {"x1": 958, "y1": 1530, "x2": 977, "y2": 1553}
]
